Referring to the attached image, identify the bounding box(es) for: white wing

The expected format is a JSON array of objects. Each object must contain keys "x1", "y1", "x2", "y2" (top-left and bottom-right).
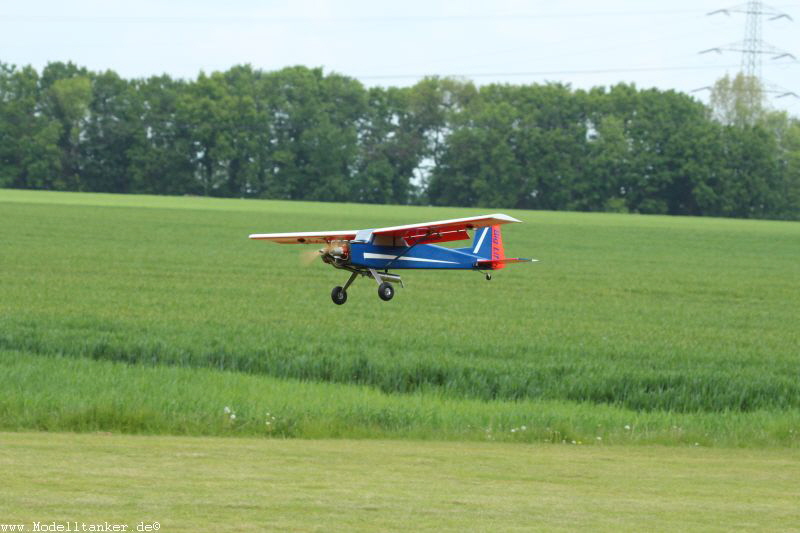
[{"x1": 248, "y1": 230, "x2": 358, "y2": 244}]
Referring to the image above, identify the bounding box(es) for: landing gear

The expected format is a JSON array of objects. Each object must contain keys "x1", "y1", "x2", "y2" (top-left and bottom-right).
[
  {"x1": 485, "y1": 272, "x2": 492, "y2": 281},
  {"x1": 378, "y1": 282, "x2": 394, "y2": 301},
  {"x1": 331, "y1": 286, "x2": 347, "y2": 305},
  {"x1": 329, "y1": 269, "x2": 402, "y2": 304},
  {"x1": 331, "y1": 271, "x2": 357, "y2": 305}
]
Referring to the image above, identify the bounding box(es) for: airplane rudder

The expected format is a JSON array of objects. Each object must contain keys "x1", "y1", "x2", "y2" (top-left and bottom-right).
[
  {"x1": 471, "y1": 226, "x2": 492, "y2": 258},
  {"x1": 491, "y1": 225, "x2": 506, "y2": 269}
]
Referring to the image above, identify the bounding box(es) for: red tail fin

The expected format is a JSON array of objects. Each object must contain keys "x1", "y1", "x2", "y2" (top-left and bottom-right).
[
  {"x1": 490, "y1": 225, "x2": 506, "y2": 270},
  {"x1": 474, "y1": 225, "x2": 536, "y2": 269}
]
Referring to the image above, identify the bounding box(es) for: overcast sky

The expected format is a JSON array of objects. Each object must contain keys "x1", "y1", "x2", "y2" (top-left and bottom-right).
[{"x1": 2, "y1": 0, "x2": 798, "y2": 114}]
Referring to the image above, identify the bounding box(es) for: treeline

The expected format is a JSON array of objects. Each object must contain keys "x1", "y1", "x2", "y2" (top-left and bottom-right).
[{"x1": 1, "y1": 61, "x2": 799, "y2": 219}]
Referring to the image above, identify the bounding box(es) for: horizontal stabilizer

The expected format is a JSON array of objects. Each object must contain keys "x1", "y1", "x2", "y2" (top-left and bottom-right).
[{"x1": 475, "y1": 258, "x2": 537, "y2": 269}]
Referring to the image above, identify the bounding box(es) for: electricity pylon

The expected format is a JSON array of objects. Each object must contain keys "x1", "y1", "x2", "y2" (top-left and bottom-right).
[{"x1": 699, "y1": 1, "x2": 797, "y2": 100}]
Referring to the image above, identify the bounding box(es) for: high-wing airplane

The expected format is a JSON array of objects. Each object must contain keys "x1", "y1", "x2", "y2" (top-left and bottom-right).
[{"x1": 249, "y1": 213, "x2": 536, "y2": 304}]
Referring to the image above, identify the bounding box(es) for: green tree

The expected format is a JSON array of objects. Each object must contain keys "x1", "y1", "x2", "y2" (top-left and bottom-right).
[
  {"x1": 586, "y1": 85, "x2": 718, "y2": 215},
  {"x1": 406, "y1": 77, "x2": 478, "y2": 200},
  {"x1": 81, "y1": 70, "x2": 144, "y2": 192},
  {"x1": 354, "y1": 86, "x2": 426, "y2": 204},
  {"x1": 176, "y1": 71, "x2": 234, "y2": 196},
  {"x1": 584, "y1": 114, "x2": 633, "y2": 212},
  {"x1": 428, "y1": 82, "x2": 586, "y2": 210},
  {"x1": 37, "y1": 62, "x2": 92, "y2": 190},
  {"x1": 127, "y1": 75, "x2": 196, "y2": 195},
  {"x1": 709, "y1": 73, "x2": 766, "y2": 127},
  {"x1": 259, "y1": 66, "x2": 366, "y2": 202},
  {"x1": 0, "y1": 63, "x2": 62, "y2": 189}
]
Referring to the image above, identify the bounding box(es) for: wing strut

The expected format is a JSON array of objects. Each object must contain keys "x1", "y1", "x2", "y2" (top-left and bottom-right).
[{"x1": 383, "y1": 239, "x2": 423, "y2": 271}]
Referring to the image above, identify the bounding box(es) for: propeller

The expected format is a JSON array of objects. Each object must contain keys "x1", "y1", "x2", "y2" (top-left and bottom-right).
[
  {"x1": 300, "y1": 241, "x2": 339, "y2": 266},
  {"x1": 300, "y1": 248, "x2": 321, "y2": 265}
]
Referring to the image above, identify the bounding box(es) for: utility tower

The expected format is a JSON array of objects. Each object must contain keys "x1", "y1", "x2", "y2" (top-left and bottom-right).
[{"x1": 700, "y1": 1, "x2": 796, "y2": 99}]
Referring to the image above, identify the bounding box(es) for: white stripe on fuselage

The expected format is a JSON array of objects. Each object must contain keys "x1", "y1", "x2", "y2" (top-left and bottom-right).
[
  {"x1": 362, "y1": 253, "x2": 458, "y2": 264},
  {"x1": 473, "y1": 227, "x2": 489, "y2": 254}
]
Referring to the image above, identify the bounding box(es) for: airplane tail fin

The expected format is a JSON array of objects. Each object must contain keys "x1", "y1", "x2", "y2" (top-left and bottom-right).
[
  {"x1": 471, "y1": 225, "x2": 506, "y2": 269},
  {"x1": 471, "y1": 225, "x2": 536, "y2": 270}
]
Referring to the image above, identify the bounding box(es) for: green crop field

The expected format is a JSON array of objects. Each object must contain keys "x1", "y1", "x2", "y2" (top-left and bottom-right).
[{"x1": 1, "y1": 189, "x2": 799, "y2": 443}]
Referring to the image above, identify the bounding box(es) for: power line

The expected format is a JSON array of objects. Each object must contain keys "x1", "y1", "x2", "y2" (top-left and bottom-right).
[
  {"x1": 357, "y1": 64, "x2": 742, "y2": 81},
  {"x1": 0, "y1": 9, "x2": 707, "y2": 24}
]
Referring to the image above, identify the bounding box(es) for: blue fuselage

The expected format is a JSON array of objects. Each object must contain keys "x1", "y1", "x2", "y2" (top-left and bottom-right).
[{"x1": 349, "y1": 242, "x2": 479, "y2": 270}]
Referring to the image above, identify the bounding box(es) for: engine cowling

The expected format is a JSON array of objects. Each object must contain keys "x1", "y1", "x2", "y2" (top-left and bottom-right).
[{"x1": 320, "y1": 241, "x2": 350, "y2": 265}]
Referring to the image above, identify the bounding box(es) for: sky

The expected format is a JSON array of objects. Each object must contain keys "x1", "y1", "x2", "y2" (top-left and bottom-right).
[{"x1": 2, "y1": 0, "x2": 799, "y2": 114}]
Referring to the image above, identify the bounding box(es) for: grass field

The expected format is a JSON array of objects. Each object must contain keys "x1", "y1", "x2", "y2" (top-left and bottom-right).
[
  {"x1": 1, "y1": 189, "x2": 799, "y2": 444},
  {"x1": 4, "y1": 349, "x2": 798, "y2": 446},
  {"x1": 2, "y1": 189, "x2": 799, "y2": 530},
  {"x1": 2, "y1": 432, "x2": 799, "y2": 532}
]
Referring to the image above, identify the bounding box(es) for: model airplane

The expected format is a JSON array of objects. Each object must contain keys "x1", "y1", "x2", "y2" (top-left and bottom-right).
[{"x1": 249, "y1": 213, "x2": 536, "y2": 304}]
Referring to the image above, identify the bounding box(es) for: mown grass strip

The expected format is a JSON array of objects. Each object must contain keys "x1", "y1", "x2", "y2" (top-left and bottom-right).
[{"x1": 2, "y1": 431, "x2": 799, "y2": 532}]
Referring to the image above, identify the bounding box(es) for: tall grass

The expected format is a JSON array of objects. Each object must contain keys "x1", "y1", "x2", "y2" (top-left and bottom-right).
[
  {"x1": 2, "y1": 189, "x2": 799, "y2": 414},
  {"x1": 3, "y1": 350, "x2": 799, "y2": 446}
]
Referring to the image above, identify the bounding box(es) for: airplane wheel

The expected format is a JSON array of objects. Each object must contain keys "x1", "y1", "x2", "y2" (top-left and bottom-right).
[
  {"x1": 331, "y1": 286, "x2": 347, "y2": 305},
  {"x1": 378, "y1": 282, "x2": 394, "y2": 301},
  {"x1": 485, "y1": 273, "x2": 492, "y2": 281}
]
